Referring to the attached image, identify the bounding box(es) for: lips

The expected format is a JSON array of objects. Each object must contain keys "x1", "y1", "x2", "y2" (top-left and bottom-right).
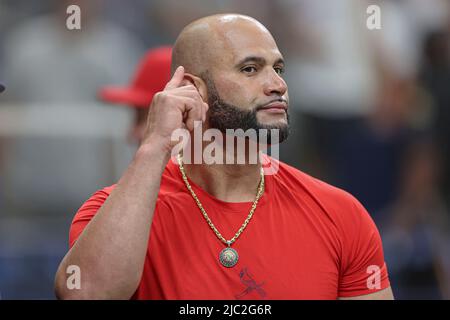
[{"x1": 258, "y1": 101, "x2": 288, "y2": 113}]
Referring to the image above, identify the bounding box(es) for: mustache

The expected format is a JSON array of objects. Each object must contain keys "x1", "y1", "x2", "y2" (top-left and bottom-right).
[{"x1": 255, "y1": 98, "x2": 288, "y2": 111}]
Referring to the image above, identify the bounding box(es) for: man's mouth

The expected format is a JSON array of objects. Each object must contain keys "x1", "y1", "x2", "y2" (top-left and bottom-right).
[{"x1": 258, "y1": 100, "x2": 288, "y2": 114}]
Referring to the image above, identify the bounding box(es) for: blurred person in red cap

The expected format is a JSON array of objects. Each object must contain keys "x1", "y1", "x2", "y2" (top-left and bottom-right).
[{"x1": 98, "y1": 46, "x2": 172, "y2": 144}]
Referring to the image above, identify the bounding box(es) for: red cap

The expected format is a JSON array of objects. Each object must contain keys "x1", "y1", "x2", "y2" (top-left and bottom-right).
[{"x1": 98, "y1": 46, "x2": 172, "y2": 108}]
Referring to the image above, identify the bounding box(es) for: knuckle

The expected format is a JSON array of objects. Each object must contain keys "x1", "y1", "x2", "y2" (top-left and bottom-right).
[
  {"x1": 153, "y1": 92, "x2": 164, "y2": 101},
  {"x1": 161, "y1": 93, "x2": 172, "y2": 102}
]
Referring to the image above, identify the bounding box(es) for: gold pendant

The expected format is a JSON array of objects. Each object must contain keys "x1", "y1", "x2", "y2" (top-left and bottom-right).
[{"x1": 219, "y1": 247, "x2": 239, "y2": 268}]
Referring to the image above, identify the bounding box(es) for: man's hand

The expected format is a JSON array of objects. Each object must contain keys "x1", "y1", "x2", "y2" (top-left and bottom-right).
[{"x1": 142, "y1": 66, "x2": 208, "y2": 152}]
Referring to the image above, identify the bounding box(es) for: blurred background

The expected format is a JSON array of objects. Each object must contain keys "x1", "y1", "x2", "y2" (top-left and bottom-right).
[{"x1": 0, "y1": 0, "x2": 449, "y2": 299}]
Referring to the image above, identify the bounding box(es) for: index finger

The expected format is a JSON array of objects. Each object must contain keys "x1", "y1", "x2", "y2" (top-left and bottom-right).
[{"x1": 164, "y1": 66, "x2": 185, "y2": 90}]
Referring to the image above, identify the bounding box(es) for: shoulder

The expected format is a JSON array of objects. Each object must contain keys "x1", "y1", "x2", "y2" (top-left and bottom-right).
[
  {"x1": 69, "y1": 160, "x2": 181, "y2": 247},
  {"x1": 267, "y1": 156, "x2": 361, "y2": 209},
  {"x1": 73, "y1": 184, "x2": 115, "y2": 220},
  {"x1": 266, "y1": 157, "x2": 390, "y2": 294},
  {"x1": 74, "y1": 158, "x2": 184, "y2": 218},
  {"x1": 266, "y1": 155, "x2": 374, "y2": 231}
]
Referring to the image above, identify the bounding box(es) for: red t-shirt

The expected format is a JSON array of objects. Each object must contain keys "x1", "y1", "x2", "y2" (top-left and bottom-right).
[{"x1": 69, "y1": 156, "x2": 390, "y2": 299}]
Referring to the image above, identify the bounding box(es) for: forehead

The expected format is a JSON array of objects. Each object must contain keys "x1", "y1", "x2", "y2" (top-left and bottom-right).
[{"x1": 212, "y1": 19, "x2": 283, "y2": 67}]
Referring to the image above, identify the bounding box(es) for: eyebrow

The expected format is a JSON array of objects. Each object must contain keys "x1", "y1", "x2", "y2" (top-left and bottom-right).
[{"x1": 235, "y1": 56, "x2": 285, "y2": 68}]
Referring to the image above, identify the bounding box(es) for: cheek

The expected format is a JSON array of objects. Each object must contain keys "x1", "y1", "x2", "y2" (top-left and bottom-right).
[{"x1": 217, "y1": 80, "x2": 257, "y2": 108}]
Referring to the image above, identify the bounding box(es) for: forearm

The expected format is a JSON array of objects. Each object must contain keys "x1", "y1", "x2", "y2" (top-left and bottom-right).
[{"x1": 55, "y1": 142, "x2": 169, "y2": 299}]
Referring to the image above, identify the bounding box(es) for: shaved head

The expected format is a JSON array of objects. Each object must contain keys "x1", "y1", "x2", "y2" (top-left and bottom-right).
[{"x1": 171, "y1": 14, "x2": 276, "y2": 77}]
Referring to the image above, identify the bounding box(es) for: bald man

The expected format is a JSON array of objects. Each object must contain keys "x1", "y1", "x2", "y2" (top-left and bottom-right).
[{"x1": 55, "y1": 14, "x2": 393, "y2": 300}]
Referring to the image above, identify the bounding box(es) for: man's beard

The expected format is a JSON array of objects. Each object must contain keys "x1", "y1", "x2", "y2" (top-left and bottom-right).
[{"x1": 204, "y1": 76, "x2": 290, "y2": 145}]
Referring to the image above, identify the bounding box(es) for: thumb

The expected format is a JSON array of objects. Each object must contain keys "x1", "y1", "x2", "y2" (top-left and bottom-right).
[{"x1": 164, "y1": 66, "x2": 185, "y2": 90}]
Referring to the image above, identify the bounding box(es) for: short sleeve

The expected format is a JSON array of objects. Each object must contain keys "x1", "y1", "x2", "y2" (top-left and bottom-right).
[
  {"x1": 69, "y1": 185, "x2": 115, "y2": 248},
  {"x1": 338, "y1": 196, "x2": 390, "y2": 297}
]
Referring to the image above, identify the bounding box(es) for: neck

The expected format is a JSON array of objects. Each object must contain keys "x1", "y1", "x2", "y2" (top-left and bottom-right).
[
  {"x1": 180, "y1": 134, "x2": 265, "y2": 202},
  {"x1": 183, "y1": 161, "x2": 262, "y2": 203}
]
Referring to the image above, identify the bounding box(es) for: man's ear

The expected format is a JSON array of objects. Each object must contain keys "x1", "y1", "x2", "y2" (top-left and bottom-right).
[{"x1": 184, "y1": 73, "x2": 207, "y2": 102}]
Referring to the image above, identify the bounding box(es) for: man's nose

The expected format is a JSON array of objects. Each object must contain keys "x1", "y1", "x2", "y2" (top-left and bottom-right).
[{"x1": 263, "y1": 69, "x2": 287, "y2": 96}]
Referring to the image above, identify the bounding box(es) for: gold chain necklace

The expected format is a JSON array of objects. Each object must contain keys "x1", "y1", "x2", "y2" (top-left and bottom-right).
[{"x1": 177, "y1": 154, "x2": 265, "y2": 268}]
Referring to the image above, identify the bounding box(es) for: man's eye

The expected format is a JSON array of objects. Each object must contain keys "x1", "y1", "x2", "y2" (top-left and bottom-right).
[
  {"x1": 274, "y1": 67, "x2": 285, "y2": 75},
  {"x1": 241, "y1": 66, "x2": 257, "y2": 74}
]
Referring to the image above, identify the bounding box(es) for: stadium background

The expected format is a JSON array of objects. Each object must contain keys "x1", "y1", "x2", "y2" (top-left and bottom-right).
[{"x1": 0, "y1": 0, "x2": 449, "y2": 299}]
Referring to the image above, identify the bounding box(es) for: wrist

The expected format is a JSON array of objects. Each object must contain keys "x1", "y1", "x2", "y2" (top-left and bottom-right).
[{"x1": 136, "y1": 140, "x2": 171, "y2": 166}]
